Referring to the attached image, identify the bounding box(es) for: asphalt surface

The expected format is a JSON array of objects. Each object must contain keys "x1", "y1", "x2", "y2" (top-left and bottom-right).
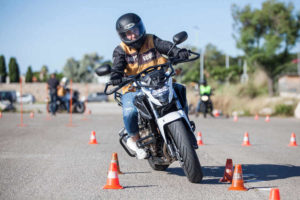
[{"x1": 0, "y1": 103, "x2": 300, "y2": 200}]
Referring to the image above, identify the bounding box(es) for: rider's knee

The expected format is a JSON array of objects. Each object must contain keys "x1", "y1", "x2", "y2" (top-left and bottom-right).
[{"x1": 123, "y1": 107, "x2": 138, "y2": 121}]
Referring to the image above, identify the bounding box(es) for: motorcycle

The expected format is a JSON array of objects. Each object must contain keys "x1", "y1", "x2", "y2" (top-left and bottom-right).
[
  {"x1": 196, "y1": 92, "x2": 214, "y2": 118},
  {"x1": 96, "y1": 31, "x2": 203, "y2": 183},
  {"x1": 47, "y1": 89, "x2": 85, "y2": 113}
]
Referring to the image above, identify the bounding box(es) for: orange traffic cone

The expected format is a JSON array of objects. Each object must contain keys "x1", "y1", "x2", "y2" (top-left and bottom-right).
[
  {"x1": 233, "y1": 115, "x2": 238, "y2": 122},
  {"x1": 288, "y1": 132, "x2": 297, "y2": 147},
  {"x1": 254, "y1": 114, "x2": 259, "y2": 120},
  {"x1": 111, "y1": 152, "x2": 123, "y2": 174},
  {"x1": 89, "y1": 131, "x2": 98, "y2": 144},
  {"x1": 197, "y1": 132, "x2": 204, "y2": 146},
  {"x1": 219, "y1": 158, "x2": 233, "y2": 183},
  {"x1": 269, "y1": 188, "x2": 280, "y2": 200},
  {"x1": 265, "y1": 115, "x2": 270, "y2": 122},
  {"x1": 214, "y1": 110, "x2": 220, "y2": 117},
  {"x1": 242, "y1": 132, "x2": 251, "y2": 146},
  {"x1": 228, "y1": 164, "x2": 248, "y2": 191},
  {"x1": 30, "y1": 112, "x2": 34, "y2": 119},
  {"x1": 103, "y1": 160, "x2": 123, "y2": 189}
]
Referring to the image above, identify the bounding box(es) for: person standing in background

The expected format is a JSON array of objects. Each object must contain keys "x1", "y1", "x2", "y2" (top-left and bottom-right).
[{"x1": 47, "y1": 73, "x2": 59, "y2": 115}]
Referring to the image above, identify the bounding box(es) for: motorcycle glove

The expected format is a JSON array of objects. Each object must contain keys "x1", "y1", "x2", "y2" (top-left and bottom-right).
[
  {"x1": 110, "y1": 73, "x2": 122, "y2": 86},
  {"x1": 176, "y1": 48, "x2": 190, "y2": 60}
]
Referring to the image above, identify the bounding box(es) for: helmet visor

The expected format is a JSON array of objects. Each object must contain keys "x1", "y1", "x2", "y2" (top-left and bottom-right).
[{"x1": 119, "y1": 21, "x2": 145, "y2": 43}]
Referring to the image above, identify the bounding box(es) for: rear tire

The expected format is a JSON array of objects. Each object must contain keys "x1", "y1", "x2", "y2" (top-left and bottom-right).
[
  {"x1": 75, "y1": 102, "x2": 85, "y2": 113},
  {"x1": 167, "y1": 119, "x2": 203, "y2": 183}
]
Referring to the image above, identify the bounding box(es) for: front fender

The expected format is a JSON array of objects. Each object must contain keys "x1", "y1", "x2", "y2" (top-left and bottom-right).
[{"x1": 157, "y1": 110, "x2": 191, "y2": 141}]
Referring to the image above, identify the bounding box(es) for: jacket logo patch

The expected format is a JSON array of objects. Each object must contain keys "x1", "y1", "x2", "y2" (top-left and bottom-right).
[
  {"x1": 126, "y1": 54, "x2": 137, "y2": 64},
  {"x1": 142, "y1": 52, "x2": 154, "y2": 62}
]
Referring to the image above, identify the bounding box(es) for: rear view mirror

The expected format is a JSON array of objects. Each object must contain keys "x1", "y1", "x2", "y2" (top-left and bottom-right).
[
  {"x1": 173, "y1": 31, "x2": 188, "y2": 45},
  {"x1": 95, "y1": 64, "x2": 112, "y2": 76}
]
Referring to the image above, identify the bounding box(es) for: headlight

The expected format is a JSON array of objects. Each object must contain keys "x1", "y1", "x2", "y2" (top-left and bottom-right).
[
  {"x1": 201, "y1": 95, "x2": 209, "y2": 101},
  {"x1": 151, "y1": 85, "x2": 169, "y2": 105}
]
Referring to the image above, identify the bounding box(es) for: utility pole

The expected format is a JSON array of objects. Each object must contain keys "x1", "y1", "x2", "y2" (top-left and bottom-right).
[
  {"x1": 297, "y1": 52, "x2": 300, "y2": 76},
  {"x1": 200, "y1": 48, "x2": 205, "y2": 83},
  {"x1": 193, "y1": 26, "x2": 204, "y2": 83},
  {"x1": 241, "y1": 60, "x2": 249, "y2": 83},
  {"x1": 226, "y1": 54, "x2": 230, "y2": 69}
]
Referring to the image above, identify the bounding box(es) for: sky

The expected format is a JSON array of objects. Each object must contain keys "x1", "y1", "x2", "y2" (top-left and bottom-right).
[{"x1": 0, "y1": 0, "x2": 299, "y2": 74}]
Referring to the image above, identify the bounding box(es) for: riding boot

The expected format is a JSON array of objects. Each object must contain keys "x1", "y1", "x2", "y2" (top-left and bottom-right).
[{"x1": 126, "y1": 137, "x2": 147, "y2": 159}]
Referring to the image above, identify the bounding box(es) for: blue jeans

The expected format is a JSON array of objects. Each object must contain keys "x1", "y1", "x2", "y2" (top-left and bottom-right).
[
  {"x1": 196, "y1": 100, "x2": 202, "y2": 113},
  {"x1": 121, "y1": 91, "x2": 140, "y2": 137},
  {"x1": 49, "y1": 91, "x2": 57, "y2": 114},
  {"x1": 121, "y1": 83, "x2": 188, "y2": 137},
  {"x1": 62, "y1": 93, "x2": 70, "y2": 112}
]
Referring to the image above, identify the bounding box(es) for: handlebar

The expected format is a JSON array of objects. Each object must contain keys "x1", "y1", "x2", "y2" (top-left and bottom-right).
[
  {"x1": 170, "y1": 50, "x2": 199, "y2": 65},
  {"x1": 104, "y1": 77, "x2": 131, "y2": 95},
  {"x1": 103, "y1": 50, "x2": 200, "y2": 95}
]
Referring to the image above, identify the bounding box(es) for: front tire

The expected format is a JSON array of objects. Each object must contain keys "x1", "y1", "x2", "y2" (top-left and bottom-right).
[{"x1": 167, "y1": 119, "x2": 203, "y2": 183}]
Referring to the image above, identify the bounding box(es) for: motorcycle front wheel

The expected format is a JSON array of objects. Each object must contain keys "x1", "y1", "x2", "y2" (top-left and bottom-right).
[{"x1": 167, "y1": 119, "x2": 203, "y2": 183}]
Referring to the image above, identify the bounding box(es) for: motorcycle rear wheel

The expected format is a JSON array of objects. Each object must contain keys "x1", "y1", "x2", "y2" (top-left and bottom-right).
[
  {"x1": 167, "y1": 119, "x2": 203, "y2": 183},
  {"x1": 75, "y1": 102, "x2": 85, "y2": 113}
]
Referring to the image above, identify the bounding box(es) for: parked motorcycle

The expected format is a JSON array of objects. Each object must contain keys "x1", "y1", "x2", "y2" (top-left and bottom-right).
[
  {"x1": 96, "y1": 31, "x2": 203, "y2": 183},
  {"x1": 47, "y1": 90, "x2": 85, "y2": 113}
]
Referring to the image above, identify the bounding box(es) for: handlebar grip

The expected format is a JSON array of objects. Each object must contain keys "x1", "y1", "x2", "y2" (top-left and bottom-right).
[
  {"x1": 186, "y1": 50, "x2": 200, "y2": 62},
  {"x1": 170, "y1": 50, "x2": 200, "y2": 65}
]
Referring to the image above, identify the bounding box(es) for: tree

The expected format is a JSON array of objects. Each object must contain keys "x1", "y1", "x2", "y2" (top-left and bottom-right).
[
  {"x1": 204, "y1": 43, "x2": 225, "y2": 72},
  {"x1": 63, "y1": 58, "x2": 80, "y2": 82},
  {"x1": 180, "y1": 44, "x2": 242, "y2": 83},
  {"x1": 25, "y1": 66, "x2": 33, "y2": 82},
  {"x1": 40, "y1": 65, "x2": 49, "y2": 82},
  {"x1": 232, "y1": 0, "x2": 300, "y2": 96},
  {"x1": 63, "y1": 52, "x2": 104, "y2": 82},
  {"x1": 8, "y1": 57, "x2": 20, "y2": 83},
  {"x1": 0, "y1": 55, "x2": 7, "y2": 83}
]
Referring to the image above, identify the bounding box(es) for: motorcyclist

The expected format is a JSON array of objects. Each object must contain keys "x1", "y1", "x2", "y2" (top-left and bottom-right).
[
  {"x1": 110, "y1": 13, "x2": 196, "y2": 159},
  {"x1": 196, "y1": 79, "x2": 213, "y2": 116},
  {"x1": 59, "y1": 77, "x2": 70, "y2": 112},
  {"x1": 200, "y1": 80, "x2": 211, "y2": 96}
]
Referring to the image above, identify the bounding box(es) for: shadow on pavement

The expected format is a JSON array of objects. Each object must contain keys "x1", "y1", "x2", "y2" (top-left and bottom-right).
[
  {"x1": 161, "y1": 164, "x2": 300, "y2": 184},
  {"x1": 201, "y1": 164, "x2": 300, "y2": 184},
  {"x1": 166, "y1": 167, "x2": 185, "y2": 177},
  {"x1": 124, "y1": 185, "x2": 158, "y2": 189},
  {"x1": 123, "y1": 171, "x2": 151, "y2": 174}
]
